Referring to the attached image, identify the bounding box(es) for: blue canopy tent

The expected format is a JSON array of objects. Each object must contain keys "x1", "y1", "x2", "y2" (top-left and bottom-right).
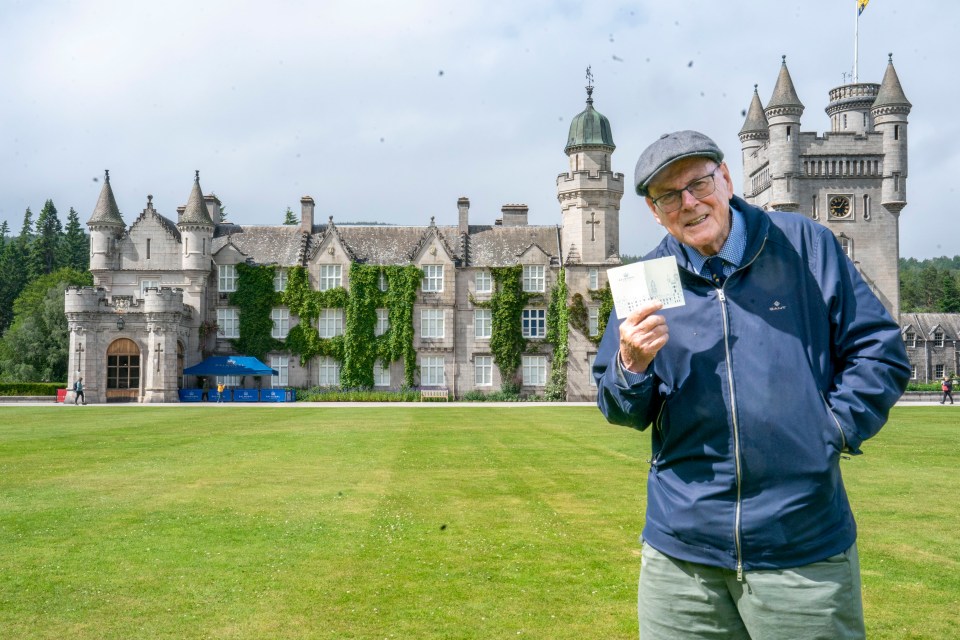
[{"x1": 183, "y1": 356, "x2": 278, "y2": 377}]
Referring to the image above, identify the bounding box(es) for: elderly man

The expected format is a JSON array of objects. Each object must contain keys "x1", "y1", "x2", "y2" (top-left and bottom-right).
[{"x1": 593, "y1": 131, "x2": 910, "y2": 639}]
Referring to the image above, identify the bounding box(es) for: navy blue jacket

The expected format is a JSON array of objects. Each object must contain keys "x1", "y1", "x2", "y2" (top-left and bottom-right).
[{"x1": 594, "y1": 197, "x2": 910, "y2": 574}]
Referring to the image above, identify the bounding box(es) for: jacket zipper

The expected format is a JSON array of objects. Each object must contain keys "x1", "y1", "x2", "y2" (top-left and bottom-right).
[
  {"x1": 717, "y1": 287, "x2": 744, "y2": 581},
  {"x1": 820, "y1": 391, "x2": 848, "y2": 451}
]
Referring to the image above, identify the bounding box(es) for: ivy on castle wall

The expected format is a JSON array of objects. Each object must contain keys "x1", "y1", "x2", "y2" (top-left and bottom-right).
[
  {"x1": 230, "y1": 263, "x2": 283, "y2": 361},
  {"x1": 545, "y1": 268, "x2": 568, "y2": 401},
  {"x1": 279, "y1": 263, "x2": 422, "y2": 386},
  {"x1": 487, "y1": 265, "x2": 530, "y2": 389},
  {"x1": 569, "y1": 282, "x2": 613, "y2": 345}
]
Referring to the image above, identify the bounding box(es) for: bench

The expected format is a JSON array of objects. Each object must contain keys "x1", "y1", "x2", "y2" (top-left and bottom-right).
[{"x1": 420, "y1": 388, "x2": 449, "y2": 402}]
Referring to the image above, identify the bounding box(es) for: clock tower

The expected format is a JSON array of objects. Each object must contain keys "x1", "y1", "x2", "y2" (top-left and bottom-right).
[{"x1": 740, "y1": 55, "x2": 910, "y2": 317}]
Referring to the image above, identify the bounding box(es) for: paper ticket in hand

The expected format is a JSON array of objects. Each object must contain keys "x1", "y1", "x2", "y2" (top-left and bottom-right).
[{"x1": 607, "y1": 256, "x2": 686, "y2": 319}]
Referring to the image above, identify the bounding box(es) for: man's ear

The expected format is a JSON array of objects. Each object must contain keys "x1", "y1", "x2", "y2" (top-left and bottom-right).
[{"x1": 645, "y1": 197, "x2": 664, "y2": 227}]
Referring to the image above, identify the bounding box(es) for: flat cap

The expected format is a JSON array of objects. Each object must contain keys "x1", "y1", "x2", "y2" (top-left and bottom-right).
[{"x1": 634, "y1": 130, "x2": 724, "y2": 196}]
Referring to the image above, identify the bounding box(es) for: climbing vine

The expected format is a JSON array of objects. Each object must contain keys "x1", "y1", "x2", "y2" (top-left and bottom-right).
[
  {"x1": 231, "y1": 263, "x2": 283, "y2": 361},
  {"x1": 279, "y1": 263, "x2": 422, "y2": 386},
  {"x1": 488, "y1": 265, "x2": 530, "y2": 390},
  {"x1": 545, "y1": 268, "x2": 568, "y2": 401},
  {"x1": 568, "y1": 282, "x2": 614, "y2": 345},
  {"x1": 282, "y1": 266, "x2": 348, "y2": 364}
]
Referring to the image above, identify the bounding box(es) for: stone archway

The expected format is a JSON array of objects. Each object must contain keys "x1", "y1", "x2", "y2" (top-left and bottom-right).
[{"x1": 106, "y1": 338, "x2": 141, "y2": 403}]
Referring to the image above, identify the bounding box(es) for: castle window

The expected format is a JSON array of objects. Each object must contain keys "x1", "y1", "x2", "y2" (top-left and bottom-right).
[
  {"x1": 107, "y1": 338, "x2": 140, "y2": 392},
  {"x1": 910, "y1": 364, "x2": 917, "y2": 379},
  {"x1": 373, "y1": 360, "x2": 391, "y2": 387},
  {"x1": 522, "y1": 308, "x2": 546, "y2": 339},
  {"x1": 474, "y1": 356, "x2": 493, "y2": 386},
  {"x1": 139, "y1": 279, "x2": 159, "y2": 299},
  {"x1": 271, "y1": 308, "x2": 289, "y2": 339},
  {"x1": 218, "y1": 265, "x2": 237, "y2": 292},
  {"x1": 217, "y1": 375, "x2": 240, "y2": 388},
  {"x1": 863, "y1": 195, "x2": 871, "y2": 220},
  {"x1": 421, "y1": 308, "x2": 444, "y2": 339},
  {"x1": 588, "y1": 354, "x2": 598, "y2": 387},
  {"x1": 811, "y1": 195, "x2": 819, "y2": 220},
  {"x1": 270, "y1": 356, "x2": 289, "y2": 387},
  {"x1": 317, "y1": 309, "x2": 344, "y2": 338},
  {"x1": 522, "y1": 355, "x2": 547, "y2": 387},
  {"x1": 422, "y1": 265, "x2": 444, "y2": 292},
  {"x1": 588, "y1": 268, "x2": 599, "y2": 290},
  {"x1": 319, "y1": 264, "x2": 342, "y2": 291},
  {"x1": 317, "y1": 357, "x2": 340, "y2": 387},
  {"x1": 475, "y1": 309, "x2": 491, "y2": 339},
  {"x1": 843, "y1": 114, "x2": 847, "y2": 130},
  {"x1": 375, "y1": 309, "x2": 389, "y2": 336},
  {"x1": 522, "y1": 265, "x2": 545, "y2": 292},
  {"x1": 378, "y1": 271, "x2": 388, "y2": 291},
  {"x1": 786, "y1": 126, "x2": 792, "y2": 141},
  {"x1": 217, "y1": 309, "x2": 239, "y2": 338},
  {"x1": 894, "y1": 124, "x2": 900, "y2": 140},
  {"x1": 838, "y1": 235, "x2": 852, "y2": 259},
  {"x1": 274, "y1": 268, "x2": 288, "y2": 292},
  {"x1": 935, "y1": 331, "x2": 945, "y2": 348},
  {"x1": 863, "y1": 113, "x2": 868, "y2": 129},
  {"x1": 146, "y1": 239, "x2": 151, "y2": 260},
  {"x1": 936, "y1": 364, "x2": 945, "y2": 379},
  {"x1": 475, "y1": 270, "x2": 492, "y2": 293},
  {"x1": 905, "y1": 330, "x2": 916, "y2": 348},
  {"x1": 588, "y1": 307, "x2": 600, "y2": 336},
  {"x1": 421, "y1": 356, "x2": 445, "y2": 387}
]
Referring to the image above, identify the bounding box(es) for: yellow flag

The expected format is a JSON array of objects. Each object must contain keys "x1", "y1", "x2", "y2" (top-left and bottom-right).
[{"x1": 858, "y1": 0, "x2": 869, "y2": 15}]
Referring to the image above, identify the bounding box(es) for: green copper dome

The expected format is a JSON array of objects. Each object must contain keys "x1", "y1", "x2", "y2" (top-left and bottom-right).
[{"x1": 565, "y1": 87, "x2": 615, "y2": 152}]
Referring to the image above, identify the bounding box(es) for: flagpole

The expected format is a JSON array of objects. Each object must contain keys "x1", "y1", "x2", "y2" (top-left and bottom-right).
[{"x1": 853, "y1": 1, "x2": 859, "y2": 83}]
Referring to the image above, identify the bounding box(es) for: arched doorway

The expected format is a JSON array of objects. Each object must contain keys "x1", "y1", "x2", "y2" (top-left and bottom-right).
[{"x1": 106, "y1": 338, "x2": 141, "y2": 403}]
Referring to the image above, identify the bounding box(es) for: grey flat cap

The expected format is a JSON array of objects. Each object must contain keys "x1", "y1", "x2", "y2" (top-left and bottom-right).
[{"x1": 634, "y1": 130, "x2": 724, "y2": 196}]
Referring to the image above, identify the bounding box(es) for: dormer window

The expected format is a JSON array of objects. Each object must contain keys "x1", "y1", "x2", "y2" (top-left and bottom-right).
[
  {"x1": 905, "y1": 330, "x2": 916, "y2": 348},
  {"x1": 934, "y1": 331, "x2": 944, "y2": 348}
]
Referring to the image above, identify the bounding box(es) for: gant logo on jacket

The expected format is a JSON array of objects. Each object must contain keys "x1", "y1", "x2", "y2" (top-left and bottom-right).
[{"x1": 769, "y1": 300, "x2": 787, "y2": 312}]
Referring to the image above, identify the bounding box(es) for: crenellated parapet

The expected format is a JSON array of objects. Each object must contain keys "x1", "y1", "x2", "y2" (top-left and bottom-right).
[{"x1": 142, "y1": 287, "x2": 186, "y2": 314}]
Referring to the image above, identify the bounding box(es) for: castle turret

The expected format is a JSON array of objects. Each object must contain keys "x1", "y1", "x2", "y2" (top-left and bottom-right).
[
  {"x1": 87, "y1": 170, "x2": 126, "y2": 272},
  {"x1": 764, "y1": 56, "x2": 804, "y2": 211},
  {"x1": 556, "y1": 71, "x2": 624, "y2": 264},
  {"x1": 872, "y1": 54, "x2": 911, "y2": 215},
  {"x1": 739, "y1": 85, "x2": 770, "y2": 198},
  {"x1": 177, "y1": 171, "x2": 214, "y2": 272}
]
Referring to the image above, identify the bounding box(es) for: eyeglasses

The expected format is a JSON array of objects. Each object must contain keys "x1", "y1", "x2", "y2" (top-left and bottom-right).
[{"x1": 650, "y1": 167, "x2": 720, "y2": 214}]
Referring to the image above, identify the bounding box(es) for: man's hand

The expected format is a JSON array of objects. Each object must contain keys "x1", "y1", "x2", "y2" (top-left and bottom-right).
[{"x1": 619, "y1": 300, "x2": 669, "y2": 374}]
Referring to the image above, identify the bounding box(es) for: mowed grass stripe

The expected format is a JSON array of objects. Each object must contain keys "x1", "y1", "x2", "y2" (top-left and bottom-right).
[{"x1": 1, "y1": 406, "x2": 958, "y2": 639}]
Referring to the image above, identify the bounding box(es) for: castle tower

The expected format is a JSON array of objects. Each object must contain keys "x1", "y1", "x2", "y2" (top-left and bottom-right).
[
  {"x1": 87, "y1": 170, "x2": 126, "y2": 274},
  {"x1": 177, "y1": 171, "x2": 215, "y2": 272},
  {"x1": 872, "y1": 54, "x2": 911, "y2": 215},
  {"x1": 740, "y1": 55, "x2": 908, "y2": 318},
  {"x1": 764, "y1": 56, "x2": 804, "y2": 211},
  {"x1": 556, "y1": 70, "x2": 624, "y2": 265},
  {"x1": 739, "y1": 85, "x2": 770, "y2": 199}
]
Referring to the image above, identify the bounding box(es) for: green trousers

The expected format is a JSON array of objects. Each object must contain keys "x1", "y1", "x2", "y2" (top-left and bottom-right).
[{"x1": 638, "y1": 542, "x2": 865, "y2": 639}]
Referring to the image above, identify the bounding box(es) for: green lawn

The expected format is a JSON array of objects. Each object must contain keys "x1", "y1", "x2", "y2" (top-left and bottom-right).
[{"x1": 0, "y1": 406, "x2": 957, "y2": 639}]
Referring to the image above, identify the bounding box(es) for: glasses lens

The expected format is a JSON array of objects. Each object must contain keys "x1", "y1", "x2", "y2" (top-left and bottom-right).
[
  {"x1": 656, "y1": 193, "x2": 682, "y2": 213},
  {"x1": 689, "y1": 175, "x2": 716, "y2": 198}
]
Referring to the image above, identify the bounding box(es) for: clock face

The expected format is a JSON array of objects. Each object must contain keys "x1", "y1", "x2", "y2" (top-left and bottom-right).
[{"x1": 829, "y1": 196, "x2": 851, "y2": 218}]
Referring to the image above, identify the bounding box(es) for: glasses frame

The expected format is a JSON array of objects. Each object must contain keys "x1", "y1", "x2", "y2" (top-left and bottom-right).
[{"x1": 650, "y1": 166, "x2": 721, "y2": 214}]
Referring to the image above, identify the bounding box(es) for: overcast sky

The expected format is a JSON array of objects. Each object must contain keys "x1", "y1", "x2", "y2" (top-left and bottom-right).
[{"x1": 1, "y1": 0, "x2": 954, "y2": 259}]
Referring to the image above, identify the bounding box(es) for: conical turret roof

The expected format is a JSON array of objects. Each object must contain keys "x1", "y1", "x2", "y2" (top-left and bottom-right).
[
  {"x1": 87, "y1": 170, "x2": 125, "y2": 226},
  {"x1": 565, "y1": 86, "x2": 615, "y2": 152},
  {"x1": 873, "y1": 54, "x2": 911, "y2": 110},
  {"x1": 178, "y1": 171, "x2": 214, "y2": 226},
  {"x1": 766, "y1": 56, "x2": 804, "y2": 112},
  {"x1": 739, "y1": 85, "x2": 769, "y2": 136}
]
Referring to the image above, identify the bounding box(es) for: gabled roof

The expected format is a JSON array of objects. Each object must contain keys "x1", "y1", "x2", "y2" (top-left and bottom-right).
[
  {"x1": 901, "y1": 313, "x2": 960, "y2": 340},
  {"x1": 130, "y1": 196, "x2": 181, "y2": 242},
  {"x1": 211, "y1": 225, "x2": 304, "y2": 266}
]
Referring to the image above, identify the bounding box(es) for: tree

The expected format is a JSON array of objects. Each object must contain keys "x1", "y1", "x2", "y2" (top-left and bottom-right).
[
  {"x1": 60, "y1": 207, "x2": 89, "y2": 271},
  {"x1": 0, "y1": 211, "x2": 34, "y2": 333},
  {"x1": 0, "y1": 267, "x2": 92, "y2": 382},
  {"x1": 30, "y1": 199, "x2": 63, "y2": 277},
  {"x1": 283, "y1": 207, "x2": 297, "y2": 225}
]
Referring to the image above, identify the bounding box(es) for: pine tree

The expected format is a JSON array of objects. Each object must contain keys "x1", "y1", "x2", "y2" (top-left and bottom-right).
[
  {"x1": 30, "y1": 199, "x2": 63, "y2": 277},
  {"x1": 60, "y1": 207, "x2": 89, "y2": 271},
  {"x1": 0, "y1": 210, "x2": 34, "y2": 333},
  {"x1": 283, "y1": 207, "x2": 298, "y2": 225}
]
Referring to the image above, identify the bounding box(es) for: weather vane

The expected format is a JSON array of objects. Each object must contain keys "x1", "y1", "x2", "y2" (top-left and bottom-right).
[{"x1": 586, "y1": 65, "x2": 594, "y2": 90}]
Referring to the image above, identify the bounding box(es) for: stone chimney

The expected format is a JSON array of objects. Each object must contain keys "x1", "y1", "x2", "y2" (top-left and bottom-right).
[
  {"x1": 458, "y1": 197, "x2": 470, "y2": 235},
  {"x1": 300, "y1": 196, "x2": 315, "y2": 234},
  {"x1": 176, "y1": 205, "x2": 186, "y2": 222},
  {"x1": 204, "y1": 194, "x2": 222, "y2": 223},
  {"x1": 500, "y1": 204, "x2": 529, "y2": 227}
]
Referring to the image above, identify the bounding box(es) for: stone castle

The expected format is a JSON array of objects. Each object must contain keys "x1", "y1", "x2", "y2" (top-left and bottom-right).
[{"x1": 64, "y1": 56, "x2": 951, "y2": 402}]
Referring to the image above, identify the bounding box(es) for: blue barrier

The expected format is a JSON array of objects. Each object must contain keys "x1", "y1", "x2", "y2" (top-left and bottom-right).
[
  {"x1": 260, "y1": 389, "x2": 284, "y2": 402},
  {"x1": 233, "y1": 388, "x2": 259, "y2": 402},
  {"x1": 179, "y1": 389, "x2": 204, "y2": 402}
]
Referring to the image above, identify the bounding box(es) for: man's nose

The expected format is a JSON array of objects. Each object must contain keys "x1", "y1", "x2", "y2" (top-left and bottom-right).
[{"x1": 679, "y1": 187, "x2": 700, "y2": 208}]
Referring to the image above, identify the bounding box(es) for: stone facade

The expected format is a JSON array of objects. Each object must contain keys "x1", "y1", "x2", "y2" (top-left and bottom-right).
[{"x1": 65, "y1": 85, "x2": 623, "y2": 402}]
